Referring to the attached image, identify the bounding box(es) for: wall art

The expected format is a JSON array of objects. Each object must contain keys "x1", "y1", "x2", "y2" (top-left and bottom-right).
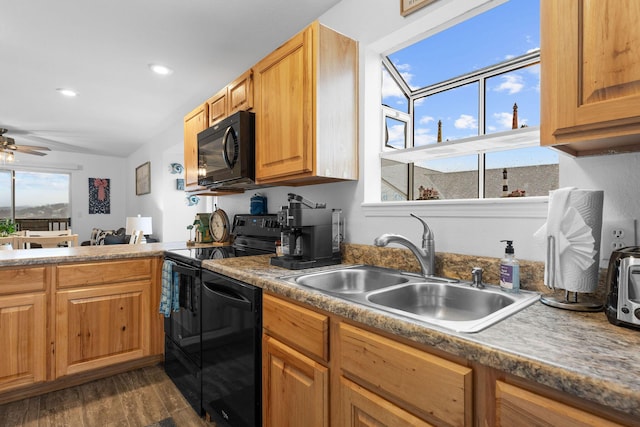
[
  {"x1": 89, "y1": 178, "x2": 110, "y2": 214},
  {"x1": 400, "y1": 0, "x2": 437, "y2": 16},
  {"x1": 136, "y1": 161, "x2": 151, "y2": 195}
]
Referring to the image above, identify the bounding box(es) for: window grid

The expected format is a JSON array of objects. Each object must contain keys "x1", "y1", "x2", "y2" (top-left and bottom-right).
[{"x1": 382, "y1": 50, "x2": 541, "y2": 200}]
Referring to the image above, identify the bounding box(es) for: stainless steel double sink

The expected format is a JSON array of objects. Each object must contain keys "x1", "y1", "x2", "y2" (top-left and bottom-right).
[{"x1": 281, "y1": 265, "x2": 540, "y2": 333}]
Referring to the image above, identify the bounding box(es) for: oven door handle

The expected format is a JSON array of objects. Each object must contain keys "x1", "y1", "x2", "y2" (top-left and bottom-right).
[
  {"x1": 172, "y1": 263, "x2": 200, "y2": 278},
  {"x1": 203, "y1": 282, "x2": 252, "y2": 311}
]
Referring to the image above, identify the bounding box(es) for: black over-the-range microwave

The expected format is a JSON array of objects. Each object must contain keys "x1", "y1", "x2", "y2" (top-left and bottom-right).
[{"x1": 197, "y1": 110, "x2": 256, "y2": 189}]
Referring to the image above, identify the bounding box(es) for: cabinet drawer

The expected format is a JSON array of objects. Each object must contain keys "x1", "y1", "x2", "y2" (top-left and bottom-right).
[
  {"x1": 495, "y1": 381, "x2": 624, "y2": 427},
  {"x1": 57, "y1": 259, "x2": 152, "y2": 288},
  {"x1": 340, "y1": 322, "x2": 472, "y2": 426},
  {"x1": 263, "y1": 294, "x2": 329, "y2": 362},
  {"x1": 0, "y1": 267, "x2": 47, "y2": 294}
]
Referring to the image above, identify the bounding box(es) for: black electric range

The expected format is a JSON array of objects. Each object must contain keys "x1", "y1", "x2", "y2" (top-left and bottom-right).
[{"x1": 163, "y1": 214, "x2": 279, "y2": 425}]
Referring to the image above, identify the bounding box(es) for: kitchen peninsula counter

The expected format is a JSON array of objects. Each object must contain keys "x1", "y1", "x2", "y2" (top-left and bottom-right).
[
  {"x1": 202, "y1": 254, "x2": 640, "y2": 421},
  {"x1": 0, "y1": 241, "x2": 198, "y2": 267}
]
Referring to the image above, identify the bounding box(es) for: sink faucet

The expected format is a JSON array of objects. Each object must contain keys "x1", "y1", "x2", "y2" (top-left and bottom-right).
[{"x1": 374, "y1": 213, "x2": 435, "y2": 277}]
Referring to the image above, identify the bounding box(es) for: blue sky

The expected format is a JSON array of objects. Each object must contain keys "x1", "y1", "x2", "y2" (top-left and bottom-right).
[{"x1": 382, "y1": 0, "x2": 557, "y2": 172}]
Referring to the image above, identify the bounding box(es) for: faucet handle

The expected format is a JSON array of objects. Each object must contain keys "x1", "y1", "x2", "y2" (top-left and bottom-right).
[
  {"x1": 409, "y1": 213, "x2": 433, "y2": 244},
  {"x1": 471, "y1": 267, "x2": 485, "y2": 288}
]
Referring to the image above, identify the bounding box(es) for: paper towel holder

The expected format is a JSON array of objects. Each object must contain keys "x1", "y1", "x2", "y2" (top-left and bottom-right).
[{"x1": 540, "y1": 235, "x2": 603, "y2": 312}]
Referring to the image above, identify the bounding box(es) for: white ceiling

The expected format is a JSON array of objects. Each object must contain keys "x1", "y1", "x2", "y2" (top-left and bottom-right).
[{"x1": 1, "y1": 0, "x2": 341, "y2": 158}]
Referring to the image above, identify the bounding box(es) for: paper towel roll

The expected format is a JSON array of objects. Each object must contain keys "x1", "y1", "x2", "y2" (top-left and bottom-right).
[{"x1": 534, "y1": 188, "x2": 604, "y2": 292}]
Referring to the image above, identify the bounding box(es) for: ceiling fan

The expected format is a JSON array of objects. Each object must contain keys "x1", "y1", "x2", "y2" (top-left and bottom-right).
[{"x1": 0, "y1": 128, "x2": 51, "y2": 156}]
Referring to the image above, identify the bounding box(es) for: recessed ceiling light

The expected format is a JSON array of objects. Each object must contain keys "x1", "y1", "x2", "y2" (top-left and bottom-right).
[
  {"x1": 56, "y1": 88, "x2": 78, "y2": 97},
  {"x1": 149, "y1": 64, "x2": 173, "y2": 76}
]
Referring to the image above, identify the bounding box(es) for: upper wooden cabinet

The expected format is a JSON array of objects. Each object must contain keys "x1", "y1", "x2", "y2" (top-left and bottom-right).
[
  {"x1": 206, "y1": 69, "x2": 253, "y2": 127},
  {"x1": 183, "y1": 102, "x2": 209, "y2": 190},
  {"x1": 254, "y1": 21, "x2": 358, "y2": 185},
  {"x1": 541, "y1": 0, "x2": 640, "y2": 156}
]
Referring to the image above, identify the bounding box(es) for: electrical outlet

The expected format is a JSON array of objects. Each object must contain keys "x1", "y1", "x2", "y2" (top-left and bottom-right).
[{"x1": 601, "y1": 219, "x2": 636, "y2": 266}]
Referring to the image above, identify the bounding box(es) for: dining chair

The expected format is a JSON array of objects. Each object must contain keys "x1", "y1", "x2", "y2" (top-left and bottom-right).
[
  {"x1": 16, "y1": 234, "x2": 79, "y2": 249},
  {"x1": 129, "y1": 230, "x2": 143, "y2": 244},
  {"x1": 0, "y1": 243, "x2": 13, "y2": 250},
  {"x1": 26, "y1": 229, "x2": 72, "y2": 237},
  {"x1": 0, "y1": 236, "x2": 16, "y2": 247}
]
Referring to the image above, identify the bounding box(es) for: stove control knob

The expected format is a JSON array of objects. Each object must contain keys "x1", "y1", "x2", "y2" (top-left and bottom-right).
[
  {"x1": 621, "y1": 307, "x2": 630, "y2": 314},
  {"x1": 634, "y1": 308, "x2": 640, "y2": 320}
]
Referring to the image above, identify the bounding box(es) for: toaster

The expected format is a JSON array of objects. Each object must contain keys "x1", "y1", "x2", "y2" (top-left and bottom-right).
[{"x1": 604, "y1": 246, "x2": 640, "y2": 330}]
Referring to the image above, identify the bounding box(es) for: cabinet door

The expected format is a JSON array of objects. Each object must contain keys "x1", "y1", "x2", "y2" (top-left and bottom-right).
[
  {"x1": 541, "y1": 0, "x2": 640, "y2": 155},
  {"x1": 263, "y1": 335, "x2": 328, "y2": 427},
  {"x1": 56, "y1": 281, "x2": 150, "y2": 377},
  {"x1": 341, "y1": 377, "x2": 434, "y2": 427},
  {"x1": 183, "y1": 103, "x2": 209, "y2": 188},
  {"x1": 340, "y1": 322, "x2": 473, "y2": 427},
  {"x1": 207, "y1": 89, "x2": 227, "y2": 127},
  {"x1": 254, "y1": 25, "x2": 314, "y2": 182},
  {"x1": 227, "y1": 69, "x2": 253, "y2": 115},
  {"x1": 495, "y1": 381, "x2": 624, "y2": 427},
  {"x1": 0, "y1": 293, "x2": 46, "y2": 392}
]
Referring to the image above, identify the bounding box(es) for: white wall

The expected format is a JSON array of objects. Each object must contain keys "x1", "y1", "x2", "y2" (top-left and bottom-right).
[
  {"x1": 209, "y1": 0, "x2": 640, "y2": 264},
  {"x1": 125, "y1": 116, "x2": 211, "y2": 244}
]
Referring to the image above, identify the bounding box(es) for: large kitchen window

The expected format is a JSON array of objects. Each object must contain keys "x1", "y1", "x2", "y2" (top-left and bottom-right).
[
  {"x1": 0, "y1": 169, "x2": 71, "y2": 228},
  {"x1": 381, "y1": 0, "x2": 558, "y2": 201}
]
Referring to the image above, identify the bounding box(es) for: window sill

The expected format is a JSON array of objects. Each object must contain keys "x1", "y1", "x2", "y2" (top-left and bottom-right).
[
  {"x1": 362, "y1": 196, "x2": 549, "y2": 219},
  {"x1": 380, "y1": 126, "x2": 540, "y2": 163}
]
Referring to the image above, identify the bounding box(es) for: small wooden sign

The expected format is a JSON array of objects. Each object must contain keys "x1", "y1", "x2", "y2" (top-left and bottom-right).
[{"x1": 401, "y1": 0, "x2": 437, "y2": 17}]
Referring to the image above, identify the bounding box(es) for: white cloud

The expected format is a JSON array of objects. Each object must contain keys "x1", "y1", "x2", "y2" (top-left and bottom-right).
[
  {"x1": 382, "y1": 62, "x2": 414, "y2": 99},
  {"x1": 454, "y1": 114, "x2": 477, "y2": 130},
  {"x1": 419, "y1": 115, "x2": 435, "y2": 125},
  {"x1": 493, "y1": 112, "x2": 513, "y2": 130},
  {"x1": 414, "y1": 127, "x2": 436, "y2": 146},
  {"x1": 494, "y1": 74, "x2": 524, "y2": 95},
  {"x1": 386, "y1": 123, "x2": 406, "y2": 148},
  {"x1": 492, "y1": 111, "x2": 529, "y2": 130},
  {"x1": 382, "y1": 71, "x2": 405, "y2": 99}
]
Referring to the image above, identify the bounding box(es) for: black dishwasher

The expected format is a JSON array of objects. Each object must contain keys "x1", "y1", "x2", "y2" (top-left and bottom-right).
[{"x1": 201, "y1": 269, "x2": 262, "y2": 427}]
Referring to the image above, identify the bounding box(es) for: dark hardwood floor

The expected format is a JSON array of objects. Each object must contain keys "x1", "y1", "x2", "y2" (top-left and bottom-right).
[{"x1": 0, "y1": 365, "x2": 209, "y2": 427}]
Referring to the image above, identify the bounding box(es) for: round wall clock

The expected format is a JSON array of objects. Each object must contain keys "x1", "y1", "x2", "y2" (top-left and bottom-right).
[{"x1": 210, "y1": 208, "x2": 231, "y2": 243}]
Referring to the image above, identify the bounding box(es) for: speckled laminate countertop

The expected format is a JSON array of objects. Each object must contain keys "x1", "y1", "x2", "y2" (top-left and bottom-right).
[
  {"x1": 0, "y1": 241, "x2": 205, "y2": 267},
  {"x1": 2, "y1": 243, "x2": 638, "y2": 419},
  {"x1": 201, "y1": 254, "x2": 640, "y2": 420}
]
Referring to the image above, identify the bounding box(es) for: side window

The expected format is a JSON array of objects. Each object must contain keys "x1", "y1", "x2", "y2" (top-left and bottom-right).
[
  {"x1": 380, "y1": 0, "x2": 557, "y2": 201},
  {"x1": 10, "y1": 171, "x2": 71, "y2": 229}
]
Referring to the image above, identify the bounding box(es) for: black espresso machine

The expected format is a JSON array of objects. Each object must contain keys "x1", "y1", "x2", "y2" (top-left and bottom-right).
[{"x1": 270, "y1": 193, "x2": 342, "y2": 270}]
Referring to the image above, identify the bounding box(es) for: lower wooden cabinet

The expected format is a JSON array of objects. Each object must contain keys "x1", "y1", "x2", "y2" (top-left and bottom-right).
[
  {"x1": 495, "y1": 381, "x2": 625, "y2": 427},
  {"x1": 339, "y1": 322, "x2": 473, "y2": 427},
  {"x1": 0, "y1": 266, "x2": 49, "y2": 394},
  {"x1": 341, "y1": 377, "x2": 434, "y2": 427},
  {"x1": 262, "y1": 335, "x2": 329, "y2": 427},
  {"x1": 0, "y1": 292, "x2": 47, "y2": 393},
  {"x1": 263, "y1": 293, "x2": 637, "y2": 427},
  {"x1": 55, "y1": 281, "x2": 151, "y2": 377}
]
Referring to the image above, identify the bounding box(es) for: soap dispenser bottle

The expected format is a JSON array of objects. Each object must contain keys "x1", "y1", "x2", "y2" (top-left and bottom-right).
[{"x1": 500, "y1": 240, "x2": 520, "y2": 293}]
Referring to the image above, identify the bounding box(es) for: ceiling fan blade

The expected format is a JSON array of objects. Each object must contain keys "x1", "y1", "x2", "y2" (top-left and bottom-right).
[
  {"x1": 12, "y1": 144, "x2": 50, "y2": 151},
  {"x1": 13, "y1": 147, "x2": 48, "y2": 156}
]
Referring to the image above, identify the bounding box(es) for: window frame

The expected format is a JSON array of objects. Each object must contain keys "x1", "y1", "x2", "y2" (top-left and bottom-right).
[
  {"x1": 0, "y1": 167, "x2": 72, "y2": 223},
  {"x1": 381, "y1": 50, "x2": 543, "y2": 201}
]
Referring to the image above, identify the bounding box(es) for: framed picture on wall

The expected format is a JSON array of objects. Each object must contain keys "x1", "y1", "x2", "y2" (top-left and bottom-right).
[
  {"x1": 136, "y1": 161, "x2": 151, "y2": 195},
  {"x1": 400, "y1": 0, "x2": 437, "y2": 16}
]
